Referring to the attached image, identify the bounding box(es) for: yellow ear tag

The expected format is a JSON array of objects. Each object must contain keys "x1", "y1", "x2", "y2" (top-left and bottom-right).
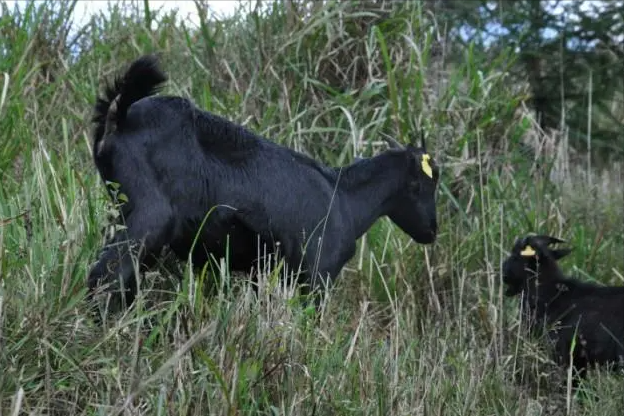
[
  {"x1": 520, "y1": 245, "x2": 536, "y2": 256},
  {"x1": 421, "y1": 154, "x2": 433, "y2": 178}
]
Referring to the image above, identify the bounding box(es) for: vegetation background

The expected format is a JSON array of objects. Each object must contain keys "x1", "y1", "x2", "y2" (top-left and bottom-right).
[{"x1": 0, "y1": 0, "x2": 623, "y2": 414}]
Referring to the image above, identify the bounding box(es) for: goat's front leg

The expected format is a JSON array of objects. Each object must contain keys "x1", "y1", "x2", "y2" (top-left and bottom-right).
[
  {"x1": 87, "y1": 204, "x2": 174, "y2": 316},
  {"x1": 300, "y1": 239, "x2": 355, "y2": 312}
]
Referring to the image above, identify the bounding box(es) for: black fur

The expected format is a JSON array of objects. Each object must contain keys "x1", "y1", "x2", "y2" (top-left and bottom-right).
[
  {"x1": 92, "y1": 54, "x2": 167, "y2": 164},
  {"x1": 503, "y1": 234, "x2": 624, "y2": 383},
  {"x1": 88, "y1": 54, "x2": 440, "y2": 314}
]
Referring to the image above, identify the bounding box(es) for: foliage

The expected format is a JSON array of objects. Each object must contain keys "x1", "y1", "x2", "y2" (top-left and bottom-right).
[{"x1": 430, "y1": 0, "x2": 624, "y2": 164}]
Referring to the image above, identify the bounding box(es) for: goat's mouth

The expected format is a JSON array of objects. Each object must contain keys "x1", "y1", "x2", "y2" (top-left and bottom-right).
[
  {"x1": 413, "y1": 229, "x2": 436, "y2": 244},
  {"x1": 502, "y1": 279, "x2": 523, "y2": 296}
]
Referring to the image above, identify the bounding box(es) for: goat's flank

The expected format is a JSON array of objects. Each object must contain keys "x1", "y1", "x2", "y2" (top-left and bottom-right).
[{"x1": 87, "y1": 54, "x2": 440, "y2": 312}]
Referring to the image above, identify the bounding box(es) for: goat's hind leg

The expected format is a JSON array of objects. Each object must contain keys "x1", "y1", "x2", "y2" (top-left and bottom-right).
[
  {"x1": 88, "y1": 227, "x2": 143, "y2": 315},
  {"x1": 87, "y1": 204, "x2": 175, "y2": 318}
]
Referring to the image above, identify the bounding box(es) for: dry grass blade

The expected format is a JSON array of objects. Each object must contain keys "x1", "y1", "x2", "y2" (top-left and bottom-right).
[{"x1": 117, "y1": 324, "x2": 211, "y2": 414}]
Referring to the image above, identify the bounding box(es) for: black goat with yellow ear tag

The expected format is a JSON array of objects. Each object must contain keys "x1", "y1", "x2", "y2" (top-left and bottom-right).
[
  {"x1": 502, "y1": 233, "x2": 624, "y2": 385},
  {"x1": 87, "y1": 55, "x2": 442, "y2": 318}
]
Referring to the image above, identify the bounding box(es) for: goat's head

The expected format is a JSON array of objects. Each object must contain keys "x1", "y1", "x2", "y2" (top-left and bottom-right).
[
  {"x1": 502, "y1": 234, "x2": 573, "y2": 296},
  {"x1": 383, "y1": 132, "x2": 439, "y2": 244}
]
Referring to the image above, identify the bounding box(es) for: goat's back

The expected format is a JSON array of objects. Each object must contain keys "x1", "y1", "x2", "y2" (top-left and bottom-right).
[
  {"x1": 540, "y1": 280, "x2": 624, "y2": 368},
  {"x1": 100, "y1": 94, "x2": 356, "y2": 275}
]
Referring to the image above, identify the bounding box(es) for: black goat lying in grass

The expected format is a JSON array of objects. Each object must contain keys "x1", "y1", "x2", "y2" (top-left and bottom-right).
[
  {"x1": 503, "y1": 234, "x2": 624, "y2": 383},
  {"x1": 87, "y1": 54, "x2": 440, "y2": 314}
]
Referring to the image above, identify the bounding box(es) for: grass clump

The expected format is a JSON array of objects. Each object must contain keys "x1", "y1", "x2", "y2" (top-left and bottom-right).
[{"x1": 0, "y1": 0, "x2": 622, "y2": 415}]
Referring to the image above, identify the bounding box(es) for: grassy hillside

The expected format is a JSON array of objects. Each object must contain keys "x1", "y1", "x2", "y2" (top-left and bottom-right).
[{"x1": 0, "y1": 1, "x2": 623, "y2": 415}]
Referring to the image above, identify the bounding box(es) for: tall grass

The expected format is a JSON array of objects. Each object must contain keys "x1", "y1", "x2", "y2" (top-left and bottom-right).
[{"x1": 0, "y1": 1, "x2": 623, "y2": 414}]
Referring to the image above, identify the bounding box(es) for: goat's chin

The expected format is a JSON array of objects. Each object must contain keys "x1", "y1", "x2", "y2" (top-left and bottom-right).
[
  {"x1": 411, "y1": 230, "x2": 437, "y2": 244},
  {"x1": 504, "y1": 285, "x2": 521, "y2": 296}
]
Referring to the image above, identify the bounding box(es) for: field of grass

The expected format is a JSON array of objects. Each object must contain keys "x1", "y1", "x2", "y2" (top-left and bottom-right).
[{"x1": 0, "y1": 1, "x2": 623, "y2": 415}]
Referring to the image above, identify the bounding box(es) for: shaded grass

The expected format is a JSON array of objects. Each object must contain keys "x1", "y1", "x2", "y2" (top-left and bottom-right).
[{"x1": 0, "y1": 0, "x2": 623, "y2": 415}]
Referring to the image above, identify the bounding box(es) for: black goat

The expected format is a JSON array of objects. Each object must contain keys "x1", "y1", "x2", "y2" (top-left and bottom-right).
[
  {"x1": 503, "y1": 234, "x2": 624, "y2": 381},
  {"x1": 87, "y1": 54, "x2": 440, "y2": 312}
]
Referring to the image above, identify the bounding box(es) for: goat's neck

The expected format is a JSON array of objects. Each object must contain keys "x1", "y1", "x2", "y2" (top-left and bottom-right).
[
  {"x1": 336, "y1": 151, "x2": 407, "y2": 239},
  {"x1": 523, "y1": 272, "x2": 570, "y2": 318}
]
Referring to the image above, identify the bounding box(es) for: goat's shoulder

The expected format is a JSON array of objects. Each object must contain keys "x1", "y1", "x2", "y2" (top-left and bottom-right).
[{"x1": 283, "y1": 147, "x2": 338, "y2": 182}]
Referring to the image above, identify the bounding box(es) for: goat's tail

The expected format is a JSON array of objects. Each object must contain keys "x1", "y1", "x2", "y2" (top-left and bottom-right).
[{"x1": 92, "y1": 54, "x2": 168, "y2": 153}]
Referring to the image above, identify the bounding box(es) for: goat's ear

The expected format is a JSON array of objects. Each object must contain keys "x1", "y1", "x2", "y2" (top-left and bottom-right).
[
  {"x1": 420, "y1": 153, "x2": 433, "y2": 179},
  {"x1": 550, "y1": 247, "x2": 572, "y2": 260}
]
